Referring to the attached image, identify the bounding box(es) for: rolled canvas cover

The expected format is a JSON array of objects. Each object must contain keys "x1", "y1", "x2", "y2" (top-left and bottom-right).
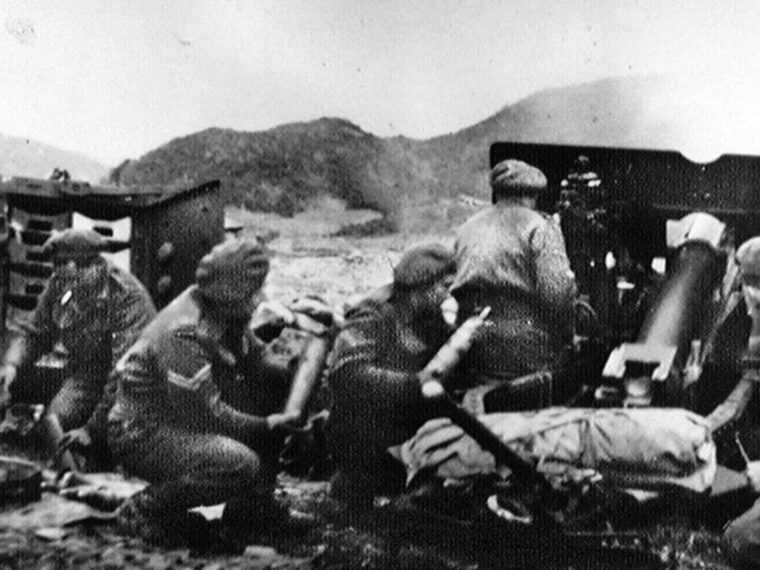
[{"x1": 391, "y1": 407, "x2": 716, "y2": 493}]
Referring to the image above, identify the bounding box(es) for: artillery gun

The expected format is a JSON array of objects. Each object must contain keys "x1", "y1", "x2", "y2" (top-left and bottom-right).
[
  {"x1": 392, "y1": 143, "x2": 760, "y2": 567},
  {"x1": 487, "y1": 143, "x2": 760, "y2": 433}
]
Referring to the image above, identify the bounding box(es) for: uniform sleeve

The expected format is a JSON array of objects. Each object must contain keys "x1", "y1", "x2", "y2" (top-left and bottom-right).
[
  {"x1": 85, "y1": 369, "x2": 119, "y2": 442},
  {"x1": 3, "y1": 282, "x2": 59, "y2": 369},
  {"x1": 531, "y1": 218, "x2": 578, "y2": 329},
  {"x1": 82, "y1": 282, "x2": 157, "y2": 440},
  {"x1": 327, "y1": 303, "x2": 419, "y2": 404},
  {"x1": 159, "y1": 331, "x2": 269, "y2": 441},
  {"x1": 327, "y1": 303, "x2": 384, "y2": 376},
  {"x1": 110, "y1": 281, "x2": 157, "y2": 368}
]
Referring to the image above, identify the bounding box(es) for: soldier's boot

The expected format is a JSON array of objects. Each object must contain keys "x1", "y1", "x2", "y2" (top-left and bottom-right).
[
  {"x1": 329, "y1": 470, "x2": 376, "y2": 511},
  {"x1": 222, "y1": 492, "x2": 316, "y2": 545},
  {"x1": 330, "y1": 459, "x2": 406, "y2": 512},
  {"x1": 115, "y1": 491, "x2": 208, "y2": 548}
]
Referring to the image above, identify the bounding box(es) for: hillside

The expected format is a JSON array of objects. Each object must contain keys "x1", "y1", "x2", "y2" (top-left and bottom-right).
[
  {"x1": 111, "y1": 119, "x2": 383, "y2": 213},
  {"x1": 418, "y1": 74, "x2": 725, "y2": 204},
  {"x1": 114, "y1": 74, "x2": 738, "y2": 233},
  {"x1": 0, "y1": 133, "x2": 108, "y2": 183}
]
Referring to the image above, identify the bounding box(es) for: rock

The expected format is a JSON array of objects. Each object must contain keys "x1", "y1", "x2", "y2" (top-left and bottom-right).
[
  {"x1": 34, "y1": 527, "x2": 67, "y2": 541},
  {"x1": 243, "y1": 545, "x2": 279, "y2": 558}
]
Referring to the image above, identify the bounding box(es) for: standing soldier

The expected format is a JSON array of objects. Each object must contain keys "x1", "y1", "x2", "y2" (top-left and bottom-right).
[
  {"x1": 0, "y1": 229, "x2": 156, "y2": 463},
  {"x1": 450, "y1": 159, "x2": 577, "y2": 408},
  {"x1": 108, "y1": 238, "x2": 308, "y2": 546}
]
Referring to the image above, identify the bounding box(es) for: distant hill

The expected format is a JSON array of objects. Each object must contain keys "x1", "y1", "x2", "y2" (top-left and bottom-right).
[
  {"x1": 114, "y1": 75, "x2": 748, "y2": 233},
  {"x1": 111, "y1": 119, "x2": 382, "y2": 214},
  {"x1": 0, "y1": 133, "x2": 108, "y2": 183}
]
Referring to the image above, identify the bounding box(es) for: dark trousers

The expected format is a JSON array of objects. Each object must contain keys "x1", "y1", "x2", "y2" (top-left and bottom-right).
[
  {"x1": 110, "y1": 422, "x2": 276, "y2": 522},
  {"x1": 329, "y1": 404, "x2": 416, "y2": 498},
  {"x1": 10, "y1": 364, "x2": 105, "y2": 431},
  {"x1": 725, "y1": 498, "x2": 760, "y2": 568},
  {"x1": 328, "y1": 370, "x2": 431, "y2": 498},
  {"x1": 47, "y1": 372, "x2": 103, "y2": 431}
]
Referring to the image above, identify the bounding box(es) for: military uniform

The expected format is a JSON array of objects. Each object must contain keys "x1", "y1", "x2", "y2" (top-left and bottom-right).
[
  {"x1": 2, "y1": 230, "x2": 156, "y2": 438},
  {"x1": 327, "y1": 244, "x2": 455, "y2": 499},
  {"x1": 450, "y1": 160, "x2": 577, "y2": 394},
  {"x1": 109, "y1": 285, "x2": 287, "y2": 530},
  {"x1": 109, "y1": 238, "x2": 297, "y2": 544},
  {"x1": 722, "y1": 237, "x2": 760, "y2": 568}
]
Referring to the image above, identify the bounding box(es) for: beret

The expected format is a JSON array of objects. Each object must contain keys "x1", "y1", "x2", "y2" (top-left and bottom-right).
[
  {"x1": 195, "y1": 238, "x2": 270, "y2": 308},
  {"x1": 490, "y1": 159, "x2": 548, "y2": 199},
  {"x1": 393, "y1": 243, "x2": 455, "y2": 288},
  {"x1": 43, "y1": 229, "x2": 107, "y2": 261}
]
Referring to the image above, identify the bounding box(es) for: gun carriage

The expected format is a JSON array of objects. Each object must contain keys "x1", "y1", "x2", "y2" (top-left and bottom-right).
[
  {"x1": 486, "y1": 143, "x2": 760, "y2": 442},
  {"x1": 404, "y1": 143, "x2": 760, "y2": 567}
]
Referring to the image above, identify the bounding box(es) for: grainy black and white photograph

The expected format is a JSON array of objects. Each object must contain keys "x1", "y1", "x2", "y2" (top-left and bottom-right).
[{"x1": 0, "y1": 1, "x2": 759, "y2": 568}]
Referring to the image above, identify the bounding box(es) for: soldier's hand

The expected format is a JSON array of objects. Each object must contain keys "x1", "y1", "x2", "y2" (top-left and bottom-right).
[
  {"x1": 59, "y1": 427, "x2": 92, "y2": 452},
  {"x1": 746, "y1": 460, "x2": 760, "y2": 493},
  {"x1": 290, "y1": 296, "x2": 335, "y2": 328},
  {"x1": 440, "y1": 296, "x2": 459, "y2": 329},
  {"x1": 266, "y1": 411, "x2": 303, "y2": 434},
  {"x1": 252, "y1": 301, "x2": 295, "y2": 342}
]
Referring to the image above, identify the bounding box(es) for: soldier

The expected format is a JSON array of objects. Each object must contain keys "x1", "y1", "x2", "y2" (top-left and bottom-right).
[
  {"x1": 108, "y1": 238, "x2": 307, "y2": 546},
  {"x1": 0, "y1": 229, "x2": 156, "y2": 461},
  {"x1": 722, "y1": 237, "x2": 760, "y2": 568},
  {"x1": 450, "y1": 159, "x2": 577, "y2": 408},
  {"x1": 326, "y1": 243, "x2": 457, "y2": 506}
]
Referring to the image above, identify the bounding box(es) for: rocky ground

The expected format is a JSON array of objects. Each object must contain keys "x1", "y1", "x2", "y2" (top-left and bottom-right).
[{"x1": 0, "y1": 205, "x2": 744, "y2": 569}]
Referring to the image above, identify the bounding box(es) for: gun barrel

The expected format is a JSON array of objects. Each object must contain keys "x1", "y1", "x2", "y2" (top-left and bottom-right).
[{"x1": 638, "y1": 240, "x2": 723, "y2": 354}]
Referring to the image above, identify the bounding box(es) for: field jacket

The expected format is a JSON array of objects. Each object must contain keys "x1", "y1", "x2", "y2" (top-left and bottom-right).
[
  {"x1": 4, "y1": 259, "x2": 156, "y2": 435},
  {"x1": 450, "y1": 204, "x2": 577, "y2": 380},
  {"x1": 109, "y1": 286, "x2": 283, "y2": 451},
  {"x1": 326, "y1": 285, "x2": 449, "y2": 457}
]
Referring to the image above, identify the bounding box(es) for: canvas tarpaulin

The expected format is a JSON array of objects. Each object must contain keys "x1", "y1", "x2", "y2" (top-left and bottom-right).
[{"x1": 390, "y1": 407, "x2": 716, "y2": 493}]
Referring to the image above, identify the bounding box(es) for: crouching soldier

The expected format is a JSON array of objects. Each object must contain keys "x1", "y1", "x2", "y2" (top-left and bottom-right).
[
  {"x1": 108, "y1": 238, "x2": 308, "y2": 546},
  {"x1": 0, "y1": 229, "x2": 156, "y2": 465},
  {"x1": 326, "y1": 243, "x2": 457, "y2": 506}
]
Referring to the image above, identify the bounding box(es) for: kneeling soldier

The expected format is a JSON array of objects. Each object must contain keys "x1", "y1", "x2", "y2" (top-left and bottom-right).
[
  {"x1": 108, "y1": 238, "x2": 306, "y2": 545},
  {"x1": 0, "y1": 229, "x2": 156, "y2": 465},
  {"x1": 326, "y1": 243, "x2": 457, "y2": 506}
]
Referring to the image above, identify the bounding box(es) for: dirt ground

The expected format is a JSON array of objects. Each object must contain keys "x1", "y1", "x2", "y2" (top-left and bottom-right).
[{"x1": 0, "y1": 206, "x2": 744, "y2": 569}]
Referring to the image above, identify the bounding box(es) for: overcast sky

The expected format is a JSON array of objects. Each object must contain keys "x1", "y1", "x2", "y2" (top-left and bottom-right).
[{"x1": 1, "y1": 0, "x2": 759, "y2": 164}]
